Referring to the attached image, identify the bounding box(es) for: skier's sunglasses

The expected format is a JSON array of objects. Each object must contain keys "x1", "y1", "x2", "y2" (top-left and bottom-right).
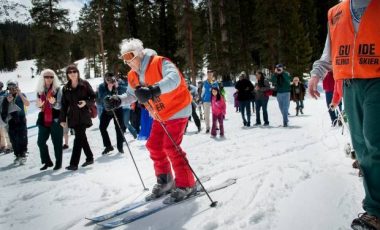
[{"x1": 122, "y1": 51, "x2": 138, "y2": 64}]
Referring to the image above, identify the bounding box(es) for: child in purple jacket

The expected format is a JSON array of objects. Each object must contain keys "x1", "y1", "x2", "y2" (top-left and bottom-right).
[{"x1": 211, "y1": 87, "x2": 226, "y2": 137}]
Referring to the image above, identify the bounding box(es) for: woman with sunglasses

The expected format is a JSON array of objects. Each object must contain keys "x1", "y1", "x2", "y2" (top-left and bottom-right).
[
  {"x1": 36, "y1": 69, "x2": 63, "y2": 170},
  {"x1": 1, "y1": 80, "x2": 30, "y2": 165},
  {"x1": 60, "y1": 64, "x2": 96, "y2": 171},
  {"x1": 104, "y1": 38, "x2": 196, "y2": 203}
]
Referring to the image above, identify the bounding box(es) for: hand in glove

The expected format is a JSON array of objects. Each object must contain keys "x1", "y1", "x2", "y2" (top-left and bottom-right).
[
  {"x1": 103, "y1": 95, "x2": 121, "y2": 111},
  {"x1": 135, "y1": 85, "x2": 161, "y2": 104}
]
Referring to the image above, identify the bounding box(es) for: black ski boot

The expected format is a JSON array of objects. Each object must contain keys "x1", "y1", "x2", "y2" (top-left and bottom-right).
[{"x1": 145, "y1": 174, "x2": 174, "y2": 201}]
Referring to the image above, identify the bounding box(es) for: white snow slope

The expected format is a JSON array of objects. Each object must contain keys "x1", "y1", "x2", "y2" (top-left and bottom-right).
[{"x1": 0, "y1": 60, "x2": 364, "y2": 230}]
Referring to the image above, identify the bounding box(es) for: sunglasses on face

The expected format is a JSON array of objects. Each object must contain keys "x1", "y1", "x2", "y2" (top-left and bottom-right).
[
  {"x1": 67, "y1": 70, "x2": 78, "y2": 74},
  {"x1": 122, "y1": 51, "x2": 137, "y2": 64},
  {"x1": 44, "y1": 76, "x2": 54, "y2": 79}
]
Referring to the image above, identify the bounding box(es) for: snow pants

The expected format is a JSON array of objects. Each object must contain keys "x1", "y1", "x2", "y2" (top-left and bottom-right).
[
  {"x1": 8, "y1": 118, "x2": 27, "y2": 157},
  {"x1": 99, "y1": 109, "x2": 124, "y2": 151},
  {"x1": 344, "y1": 78, "x2": 380, "y2": 218},
  {"x1": 37, "y1": 120, "x2": 63, "y2": 166},
  {"x1": 146, "y1": 118, "x2": 195, "y2": 188}
]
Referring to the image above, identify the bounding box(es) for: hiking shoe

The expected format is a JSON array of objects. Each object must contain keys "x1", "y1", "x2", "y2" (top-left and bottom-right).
[
  {"x1": 118, "y1": 148, "x2": 124, "y2": 154},
  {"x1": 102, "y1": 146, "x2": 114, "y2": 155},
  {"x1": 351, "y1": 213, "x2": 380, "y2": 230},
  {"x1": 168, "y1": 185, "x2": 198, "y2": 202},
  {"x1": 353, "y1": 160, "x2": 359, "y2": 169},
  {"x1": 145, "y1": 174, "x2": 174, "y2": 201},
  {"x1": 53, "y1": 165, "x2": 61, "y2": 170},
  {"x1": 14, "y1": 157, "x2": 20, "y2": 165},
  {"x1": 65, "y1": 165, "x2": 78, "y2": 171},
  {"x1": 263, "y1": 123, "x2": 269, "y2": 126},
  {"x1": 62, "y1": 144, "x2": 69, "y2": 150},
  {"x1": 40, "y1": 161, "x2": 53, "y2": 171},
  {"x1": 82, "y1": 160, "x2": 94, "y2": 167},
  {"x1": 4, "y1": 148, "x2": 13, "y2": 154},
  {"x1": 19, "y1": 157, "x2": 27, "y2": 165}
]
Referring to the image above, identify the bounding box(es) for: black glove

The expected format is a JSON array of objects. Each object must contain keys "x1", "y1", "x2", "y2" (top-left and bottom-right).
[
  {"x1": 135, "y1": 85, "x2": 161, "y2": 104},
  {"x1": 103, "y1": 95, "x2": 121, "y2": 111}
]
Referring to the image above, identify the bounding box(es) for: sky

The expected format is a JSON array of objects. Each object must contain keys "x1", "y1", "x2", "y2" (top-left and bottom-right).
[{"x1": 3, "y1": 0, "x2": 86, "y2": 30}]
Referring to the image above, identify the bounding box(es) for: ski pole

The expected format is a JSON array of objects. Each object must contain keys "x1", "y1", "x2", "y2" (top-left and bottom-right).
[
  {"x1": 112, "y1": 109, "x2": 149, "y2": 191},
  {"x1": 336, "y1": 106, "x2": 350, "y2": 135},
  {"x1": 145, "y1": 102, "x2": 218, "y2": 207}
]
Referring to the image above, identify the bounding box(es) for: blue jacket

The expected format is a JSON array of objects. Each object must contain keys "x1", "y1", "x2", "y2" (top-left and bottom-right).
[{"x1": 202, "y1": 80, "x2": 219, "y2": 103}]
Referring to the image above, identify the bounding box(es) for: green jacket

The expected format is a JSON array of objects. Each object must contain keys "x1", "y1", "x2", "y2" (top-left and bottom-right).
[{"x1": 271, "y1": 71, "x2": 291, "y2": 93}]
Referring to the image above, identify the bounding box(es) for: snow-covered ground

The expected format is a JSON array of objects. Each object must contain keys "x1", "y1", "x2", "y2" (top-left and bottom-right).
[{"x1": 0, "y1": 60, "x2": 364, "y2": 230}]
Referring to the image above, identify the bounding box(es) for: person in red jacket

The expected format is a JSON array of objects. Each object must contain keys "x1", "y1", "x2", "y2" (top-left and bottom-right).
[{"x1": 104, "y1": 38, "x2": 196, "y2": 202}]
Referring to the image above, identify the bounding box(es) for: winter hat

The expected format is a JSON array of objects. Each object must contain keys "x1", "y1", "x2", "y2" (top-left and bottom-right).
[
  {"x1": 7, "y1": 79, "x2": 18, "y2": 88},
  {"x1": 276, "y1": 63, "x2": 284, "y2": 68}
]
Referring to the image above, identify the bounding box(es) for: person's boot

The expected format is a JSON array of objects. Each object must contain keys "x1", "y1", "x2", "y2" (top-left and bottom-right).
[
  {"x1": 300, "y1": 108, "x2": 304, "y2": 114},
  {"x1": 352, "y1": 160, "x2": 359, "y2": 169},
  {"x1": 82, "y1": 160, "x2": 94, "y2": 167},
  {"x1": 65, "y1": 165, "x2": 78, "y2": 171},
  {"x1": 166, "y1": 185, "x2": 198, "y2": 203},
  {"x1": 40, "y1": 161, "x2": 53, "y2": 171},
  {"x1": 296, "y1": 108, "x2": 299, "y2": 116},
  {"x1": 351, "y1": 212, "x2": 380, "y2": 230},
  {"x1": 145, "y1": 174, "x2": 174, "y2": 201},
  {"x1": 102, "y1": 146, "x2": 114, "y2": 155}
]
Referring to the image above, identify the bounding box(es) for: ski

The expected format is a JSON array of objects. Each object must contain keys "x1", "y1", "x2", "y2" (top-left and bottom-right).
[
  {"x1": 86, "y1": 175, "x2": 211, "y2": 222},
  {"x1": 97, "y1": 178, "x2": 237, "y2": 228}
]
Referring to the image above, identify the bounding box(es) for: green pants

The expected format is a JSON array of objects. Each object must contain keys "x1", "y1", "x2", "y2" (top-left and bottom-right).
[
  {"x1": 37, "y1": 120, "x2": 63, "y2": 167},
  {"x1": 344, "y1": 78, "x2": 380, "y2": 217}
]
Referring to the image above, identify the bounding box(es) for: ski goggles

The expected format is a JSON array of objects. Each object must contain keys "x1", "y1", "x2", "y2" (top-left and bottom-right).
[{"x1": 122, "y1": 51, "x2": 138, "y2": 64}]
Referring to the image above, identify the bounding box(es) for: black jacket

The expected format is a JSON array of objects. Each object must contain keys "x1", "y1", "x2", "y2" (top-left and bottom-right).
[
  {"x1": 60, "y1": 79, "x2": 96, "y2": 128},
  {"x1": 235, "y1": 78, "x2": 254, "y2": 101}
]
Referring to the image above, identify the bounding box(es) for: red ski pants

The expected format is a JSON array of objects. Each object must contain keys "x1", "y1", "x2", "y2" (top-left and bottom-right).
[{"x1": 146, "y1": 118, "x2": 195, "y2": 188}]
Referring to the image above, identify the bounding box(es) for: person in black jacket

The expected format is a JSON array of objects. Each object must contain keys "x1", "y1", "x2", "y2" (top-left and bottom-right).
[
  {"x1": 60, "y1": 64, "x2": 96, "y2": 171},
  {"x1": 36, "y1": 69, "x2": 63, "y2": 170},
  {"x1": 235, "y1": 71, "x2": 254, "y2": 127}
]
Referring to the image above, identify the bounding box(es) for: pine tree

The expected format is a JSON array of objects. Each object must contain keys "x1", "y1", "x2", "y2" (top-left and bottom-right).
[
  {"x1": 30, "y1": 0, "x2": 71, "y2": 77},
  {"x1": 77, "y1": 2, "x2": 101, "y2": 78}
]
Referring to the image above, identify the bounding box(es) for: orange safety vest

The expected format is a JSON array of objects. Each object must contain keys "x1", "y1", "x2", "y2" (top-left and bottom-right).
[
  {"x1": 328, "y1": 0, "x2": 380, "y2": 80},
  {"x1": 128, "y1": 56, "x2": 191, "y2": 121}
]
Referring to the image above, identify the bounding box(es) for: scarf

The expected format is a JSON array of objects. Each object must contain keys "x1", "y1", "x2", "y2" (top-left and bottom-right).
[{"x1": 40, "y1": 87, "x2": 54, "y2": 127}]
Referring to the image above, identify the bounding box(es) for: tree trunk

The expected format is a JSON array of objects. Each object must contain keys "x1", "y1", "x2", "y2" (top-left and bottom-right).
[
  {"x1": 185, "y1": 0, "x2": 196, "y2": 84},
  {"x1": 97, "y1": 3, "x2": 105, "y2": 77}
]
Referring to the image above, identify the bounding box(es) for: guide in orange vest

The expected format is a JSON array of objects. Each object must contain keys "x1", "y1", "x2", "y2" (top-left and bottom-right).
[{"x1": 309, "y1": 1, "x2": 380, "y2": 229}]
